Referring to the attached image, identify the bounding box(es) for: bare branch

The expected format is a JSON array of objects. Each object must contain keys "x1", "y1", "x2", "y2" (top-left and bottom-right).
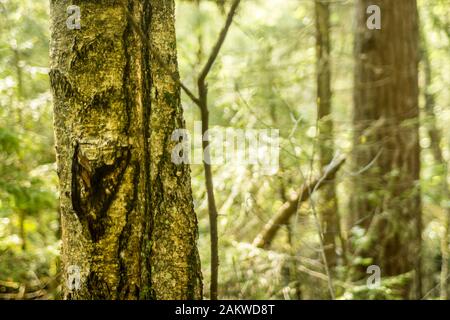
[
  {"x1": 198, "y1": 0, "x2": 241, "y2": 85},
  {"x1": 252, "y1": 156, "x2": 346, "y2": 249}
]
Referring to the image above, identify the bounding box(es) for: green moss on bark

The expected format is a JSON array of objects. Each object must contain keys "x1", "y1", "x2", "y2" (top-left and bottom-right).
[{"x1": 50, "y1": 0, "x2": 202, "y2": 300}]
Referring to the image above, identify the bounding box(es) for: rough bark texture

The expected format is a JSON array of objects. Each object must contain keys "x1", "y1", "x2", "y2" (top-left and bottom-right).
[
  {"x1": 50, "y1": 0, "x2": 202, "y2": 299},
  {"x1": 352, "y1": 0, "x2": 422, "y2": 298},
  {"x1": 315, "y1": 0, "x2": 338, "y2": 269}
]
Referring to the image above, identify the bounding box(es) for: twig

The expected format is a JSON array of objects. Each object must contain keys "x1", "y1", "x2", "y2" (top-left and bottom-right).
[
  {"x1": 194, "y1": 0, "x2": 241, "y2": 300},
  {"x1": 198, "y1": 0, "x2": 241, "y2": 85}
]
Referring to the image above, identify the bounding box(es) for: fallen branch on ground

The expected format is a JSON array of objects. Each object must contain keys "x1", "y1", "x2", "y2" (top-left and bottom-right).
[{"x1": 252, "y1": 156, "x2": 346, "y2": 249}]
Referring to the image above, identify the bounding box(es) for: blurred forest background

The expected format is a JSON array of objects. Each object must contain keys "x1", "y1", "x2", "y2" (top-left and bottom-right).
[{"x1": 0, "y1": 0, "x2": 449, "y2": 299}]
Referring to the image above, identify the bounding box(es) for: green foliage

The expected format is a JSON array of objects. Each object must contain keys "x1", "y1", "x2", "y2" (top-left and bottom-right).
[
  {"x1": 0, "y1": 0, "x2": 58, "y2": 299},
  {"x1": 0, "y1": 0, "x2": 449, "y2": 300},
  {"x1": 341, "y1": 272, "x2": 414, "y2": 300}
]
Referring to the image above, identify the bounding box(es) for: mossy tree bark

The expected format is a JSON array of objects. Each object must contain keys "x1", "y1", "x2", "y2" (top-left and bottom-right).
[
  {"x1": 352, "y1": 0, "x2": 422, "y2": 298},
  {"x1": 50, "y1": 0, "x2": 202, "y2": 299}
]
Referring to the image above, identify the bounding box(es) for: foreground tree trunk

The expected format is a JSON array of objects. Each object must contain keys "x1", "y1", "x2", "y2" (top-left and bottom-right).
[
  {"x1": 352, "y1": 0, "x2": 422, "y2": 298},
  {"x1": 50, "y1": 0, "x2": 202, "y2": 299}
]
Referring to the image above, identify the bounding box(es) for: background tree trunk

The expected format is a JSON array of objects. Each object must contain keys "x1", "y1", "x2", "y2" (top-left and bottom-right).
[
  {"x1": 352, "y1": 0, "x2": 422, "y2": 298},
  {"x1": 50, "y1": 0, "x2": 202, "y2": 299},
  {"x1": 315, "y1": 0, "x2": 339, "y2": 270}
]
